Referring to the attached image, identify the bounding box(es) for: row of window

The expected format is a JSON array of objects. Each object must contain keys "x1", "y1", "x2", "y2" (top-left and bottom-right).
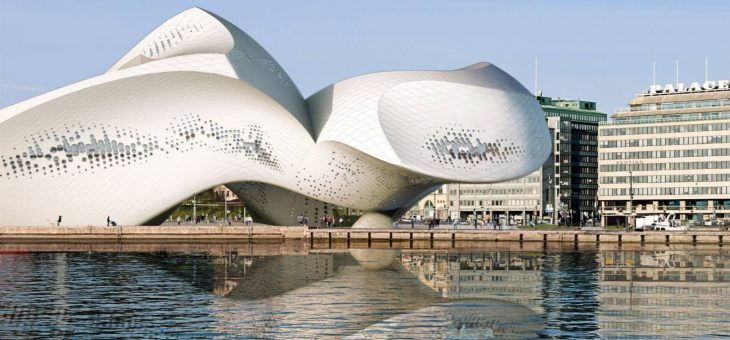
[
  {"x1": 571, "y1": 123, "x2": 600, "y2": 131},
  {"x1": 601, "y1": 174, "x2": 730, "y2": 184},
  {"x1": 631, "y1": 99, "x2": 730, "y2": 112},
  {"x1": 560, "y1": 155, "x2": 598, "y2": 163},
  {"x1": 563, "y1": 134, "x2": 598, "y2": 142},
  {"x1": 600, "y1": 186, "x2": 730, "y2": 197},
  {"x1": 575, "y1": 145, "x2": 598, "y2": 153},
  {"x1": 600, "y1": 297, "x2": 730, "y2": 307},
  {"x1": 600, "y1": 120, "x2": 730, "y2": 136},
  {"x1": 452, "y1": 199, "x2": 541, "y2": 207},
  {"x1": 633, "y1": 99, "x2": 730, "y2": 112},
  {"x1": 544, "y1": 111, "x2": 606, "y2": 123},
  {"x1": 600, "y1": 148, "x2": 730, "y2": 160},
  {"x1": 611, "y1": 111, "x2": 730, "y2": 125},
  {"x1": 600, "y1": 200, "x2": 730, "y2": 209},
  {"x1": 600, "y1": 135, "x2": 730, "y2": 148},
  {"x1": 600, "y1": 161, "x2": 730, "y2": 172},
  {"x1": 450, "y1": 188, "x2": 540, "y2": 196}
]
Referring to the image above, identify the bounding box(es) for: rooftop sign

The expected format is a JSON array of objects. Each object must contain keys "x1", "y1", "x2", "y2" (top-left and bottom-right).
[{"x1": 647, "y1": 80, "x2": 729, "y2": 95}]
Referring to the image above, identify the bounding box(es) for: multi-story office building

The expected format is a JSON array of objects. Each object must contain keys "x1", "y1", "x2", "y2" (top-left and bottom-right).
[
  {"x1": 412, "y1": 95, "x2": 606, "y2": 225},
  {"x1": 598, "y1": 80, "x2": 730, "y2": 226}
]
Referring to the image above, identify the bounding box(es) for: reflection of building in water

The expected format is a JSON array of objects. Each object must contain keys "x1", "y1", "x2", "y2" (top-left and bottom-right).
[
  {"x1": 149, "y1": 252, "x2": 342, "y2": 299},
  {"x1": 400, "y1": 252, "x2": 544, "y2": 312},
  {"x1": 220, "y1": 253, "x2": 343, "y2": 300},
  {"x1": 598, "y1": 251, "x2": 730, "y2": 338}
]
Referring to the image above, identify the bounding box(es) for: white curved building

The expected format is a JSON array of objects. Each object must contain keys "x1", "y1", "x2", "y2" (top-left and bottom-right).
[{"x1": 0, "y1": 8, "x2": 550, "y2": 227}]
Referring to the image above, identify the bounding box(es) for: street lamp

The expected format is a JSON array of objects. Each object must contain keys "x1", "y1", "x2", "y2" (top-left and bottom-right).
[
  {"x1": 192, "y1": 194, "x2": 197, "y2": 223},
  {"x1": 547, "y1": 174, "x2": 556, "y2": 224},
  {"x1": 432, "y1": 190, "x2": 437, "y2": 219},
  {"x1": 473, "y1": 205, "x2": 477, "y2": 228}
]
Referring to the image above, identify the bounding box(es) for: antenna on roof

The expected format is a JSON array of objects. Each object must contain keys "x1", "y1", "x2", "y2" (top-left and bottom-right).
[
  {"x1": 534, "y1": 57, "x2": 538, "y2": 96},
  {"x1": 675, "y1": 59, "x2": 679, "y2": 87}
]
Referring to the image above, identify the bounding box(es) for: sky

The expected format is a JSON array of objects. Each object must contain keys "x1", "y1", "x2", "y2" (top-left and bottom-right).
[{"x1": 0, "y1": 0, "x2": 728, "y2": 115}]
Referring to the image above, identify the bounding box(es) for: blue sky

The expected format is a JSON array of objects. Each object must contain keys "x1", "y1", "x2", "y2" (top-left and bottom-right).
[{"x1": 1, "y1": 0, "x2": 728, "y2": 115}]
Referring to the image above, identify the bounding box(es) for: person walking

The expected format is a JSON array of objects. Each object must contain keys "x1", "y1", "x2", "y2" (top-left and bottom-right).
[
  {"x1": 57, "y1": 215, "x2": 62, "y2": 227},
  {"x1": 107, "y1": 216, "x2": 111, "y2": 227},
  {"x1": 177, "y1": 216, "x2": 181, "y2": 225},
  {"x1": 411, "y1": 216, "x2": 415, "y2": 229}
]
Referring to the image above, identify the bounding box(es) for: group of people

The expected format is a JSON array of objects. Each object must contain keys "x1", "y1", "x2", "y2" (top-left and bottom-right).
[
  {"x1": 56, "y1": 215, "x2": 118, "y2": 227},
  {"x1": 106, "y1": 216, "x2": 117, "y2": 226},
  {"x1": 174, "y1": 214, "x2": 250, "y2": 226},
  {"x1": 297, "y1": 214, "x2": 309, "y2": 225},
  {"x1": 297, "y1": 214, "x2": 344, "y2": 228},
  {"x1": 320, "y1": 215, "x2": 338, "y2": 228}
]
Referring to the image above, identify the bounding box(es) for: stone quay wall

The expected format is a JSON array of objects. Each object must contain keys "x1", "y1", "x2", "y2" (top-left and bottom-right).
[
  {"x1": 1, "y1": 226, "x2": 728, "y2": 244},
  {"x1": 0, "y1": 225, "x2": 308, "y2": 240}
]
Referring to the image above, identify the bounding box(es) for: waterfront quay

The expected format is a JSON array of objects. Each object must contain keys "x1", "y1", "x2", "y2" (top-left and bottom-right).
[{"x1": 1, "y1": 225, "x2": 729, "y2": 245}]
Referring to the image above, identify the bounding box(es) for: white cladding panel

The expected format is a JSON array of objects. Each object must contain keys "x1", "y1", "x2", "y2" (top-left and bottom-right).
[{"x1": 0, "y1": 8, "x2": 549, "y2": 226}]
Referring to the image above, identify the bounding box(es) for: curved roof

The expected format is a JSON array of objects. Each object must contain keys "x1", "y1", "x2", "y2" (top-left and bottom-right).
[{"x1": 108, "y1": 7, "x2": 312, "y2": 135}]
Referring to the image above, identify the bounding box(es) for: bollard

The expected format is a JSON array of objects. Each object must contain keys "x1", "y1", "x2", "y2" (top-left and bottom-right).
[
  {"x1": 520, "y1": 233, "x2": 523, "y2": 242},
  {"x1": 596, "y1": 234, "x2": 600, "y2": 243},
  {"x1": 666, "y1": 235, "x2": 670, "y2": 244},
  {"x1": 618, "y1": 234, "x2": 622, "y2": 244},
  {"x1": 692, "y1": 235, "x2": 697, "y2": 245},
  {"x1": 641, "y1": 234, "x2": 645, "y2": 244}
]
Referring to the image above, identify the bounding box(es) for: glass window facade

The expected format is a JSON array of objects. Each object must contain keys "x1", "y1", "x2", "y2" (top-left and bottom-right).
[{"x1": 598, "y1": 89, "x2": 730, "y2": 224}]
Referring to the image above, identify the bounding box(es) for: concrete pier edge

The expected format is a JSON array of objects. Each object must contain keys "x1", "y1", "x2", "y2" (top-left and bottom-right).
[{"x1": 0, "y1": 226, "x2": 728, "y2": 244}]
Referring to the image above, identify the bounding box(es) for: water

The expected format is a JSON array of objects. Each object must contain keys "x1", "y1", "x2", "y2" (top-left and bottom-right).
[{"x1": 1, "y1": 245, "x2": 729, "y2": 339}]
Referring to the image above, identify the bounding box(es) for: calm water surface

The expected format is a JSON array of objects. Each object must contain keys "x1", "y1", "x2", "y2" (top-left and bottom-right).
[{"x1": 1, "y1": 247, "x2": 729, "y2": 339}]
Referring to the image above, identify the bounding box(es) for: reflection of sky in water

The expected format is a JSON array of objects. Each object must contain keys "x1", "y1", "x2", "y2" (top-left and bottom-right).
[{"x1": 0, "y1": 249, "x2": 729, "y2": 338}]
